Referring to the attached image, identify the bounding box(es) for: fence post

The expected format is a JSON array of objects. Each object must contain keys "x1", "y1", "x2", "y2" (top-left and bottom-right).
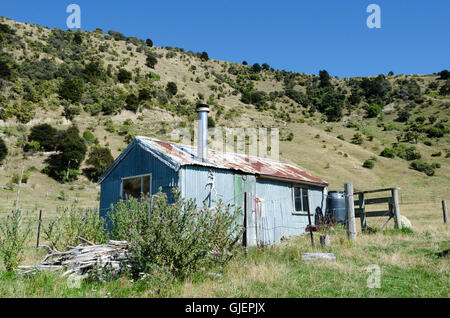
[
  {"x1": 391, "y1": 188, "x2": 402, "y2": 229},
  {"x1": 442, "y1": 200, "x2": 448, "y2": 224},
  {"x1": 344, "y1": 183, "x2": 356, "y2": 241},
  {"x1": 358, "y1": 192, "x2": 367, "y2": 231},
  {"x1": 36, "y1": 210, "x2": 42, "y2": 249}
]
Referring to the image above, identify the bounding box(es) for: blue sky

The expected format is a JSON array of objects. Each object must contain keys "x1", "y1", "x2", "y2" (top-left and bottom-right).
[{"x1": 1, "y1": 0, "x2": 449, "y2": 77}]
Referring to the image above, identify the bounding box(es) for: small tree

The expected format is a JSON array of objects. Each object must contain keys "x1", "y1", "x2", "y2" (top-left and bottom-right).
[
  {"x1": 146, "y1": 38, "x2": 153, "y2": 47},
  {"x1": 146, "y1": 54, "x2": 158, "y2": 69},
  {"x1": 117, "y1": 69, "x2": 132, "y2": 83},
  {"x1": 0, "y1": 136, "x2": 7, "y2": 164},
  {"x1": 125, "y1": 94, "x2": 139, "y2": 112},
  {"x1": 84, "y1": 145, "x2": 114, "y2": 181},
  {"x1": 28, "y1": 124, "x2": 58, "y2": 151},
  {"x1": 59, "y1": 77, "x2": 84, "y2": 103},
  {"x1": 0, "y1": 60, "x2": 11, "y2": 80},
  {"x1": 166, "y1": 82, "x2": 178, "y2": 96},
  {"x1": 366, "y1": 104, "x2": 382, "y2": 118},
  {"x1": 200, "y1": 51, "x2": 209, "y2": 61}
]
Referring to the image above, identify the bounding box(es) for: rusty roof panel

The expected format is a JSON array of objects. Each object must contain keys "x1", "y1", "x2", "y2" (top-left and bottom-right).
[{"x1": 136, "y1": 136, "x2": 327, "y2": 186}]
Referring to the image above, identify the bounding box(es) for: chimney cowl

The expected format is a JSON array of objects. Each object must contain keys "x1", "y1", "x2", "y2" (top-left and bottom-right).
[{"x1": 196, "y1": 104, "x2": 210, "y2": 113}]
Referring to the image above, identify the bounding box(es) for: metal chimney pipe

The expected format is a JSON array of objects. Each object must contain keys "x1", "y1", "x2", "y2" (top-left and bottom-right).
[{"x1": 196, "y1": 104, "x2": 210, "y2": 161}]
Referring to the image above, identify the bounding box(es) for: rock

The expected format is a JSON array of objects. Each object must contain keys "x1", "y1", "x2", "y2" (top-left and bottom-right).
[
  {"x1": 400, "y1": 215, "x2": 412, "y2": 229},
  {"x1": 301, "y1": 253, "x2": 336, "y2": 261}
]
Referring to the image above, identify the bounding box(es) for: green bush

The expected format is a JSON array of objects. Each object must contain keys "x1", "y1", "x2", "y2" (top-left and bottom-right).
[
  {"x1": 337, "y1": 134, "x2": 345, "y2": 141},
  {"x1": 431, "y1": 151, "x2": 442, "y2": 157},
  {"x1": 108, "y1": 189, "x2": 244, "y2": 279},
  {"x1": 146, "y1": 38, "x2": 153, "y2": 47},
  {"x1": 59, "y1": 78, "x2": 84, "y2": 103},
  {"x1": 117, "y1": 69, "x2": 132, "y2": 83},
  {"x1": 393, "y1": 144, "x2": 421, "y2": 161},
  {"x1": 363, "y1": 159, "x2": 375, "y2": 169},
  {"x1": 29, "y1": 124, "x2": 58, "y2": 151},
  {"x1": 83, "y1": 145, "x2": 114, "y2": 181},
  {"x1": 125, "y1": 94, "x2": 139, "y2": 112},
  {"x1": 82, "y1": 130, "x2": 96, "y2": 145},
  {"x1": 409, "y1": 160, "x2": 435, "y2": 176},
  {"x1": 166, "y1": 82, "x2": 178, "y2": 96},
  {"x1": 43, "y1": 207, "x2": 108, "y2": 252},
  {"x1": 380, "y1": 148, "x2": 396, "y2": 158},
  {"x1": 200, "y1": 51, "x2": 209, "y2": 61},
  {"x1": 365, "y1": 104, "x2": 382, "y2": 118},
  {"x1": 351, "y1": 133, "x2": 364, "y2": 145},
  {"x1": 146, "y1": 54, "x2": 158, "y2": 69},
  {"x1": 0, "y1": 211, "x2": 30, "y2": 271},
  {"x1": 0, "y1": 137, "x2": 7, "y2": 164}
]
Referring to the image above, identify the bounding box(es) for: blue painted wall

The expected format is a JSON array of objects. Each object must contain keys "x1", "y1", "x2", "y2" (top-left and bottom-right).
[{"x1": 99, "y1": 144, "x2": 178, "y2": 218}]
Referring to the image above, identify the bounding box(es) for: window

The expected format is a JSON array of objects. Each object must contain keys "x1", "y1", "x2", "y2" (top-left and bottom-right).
[
  {"x1": 121, "y1": 174, "x2": 151, "y2": 200},
  {"x1": 293, "y1": 186, "x2": 309, "y2": 214}
]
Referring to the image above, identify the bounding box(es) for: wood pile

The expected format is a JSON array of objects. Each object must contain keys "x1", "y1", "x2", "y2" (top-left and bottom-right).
[{"x1": 18, "y1": 240, "x2": 129, "y2": 277}]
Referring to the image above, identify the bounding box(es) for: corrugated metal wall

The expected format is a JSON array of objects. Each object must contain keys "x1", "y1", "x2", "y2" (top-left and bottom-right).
[
  {"x1": 252, "y1": 179, "x2": 327, "y2": 246},
  {"x1": 99, "y1": 144, "x2": 178, "y2": 218},
  {"x1": 180, "y1": 166, "x2": 235, "y2": 209}
]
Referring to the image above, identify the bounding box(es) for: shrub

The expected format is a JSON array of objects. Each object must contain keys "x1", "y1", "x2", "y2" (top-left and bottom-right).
[
  {"x1": 0, "y1": 137, "x2": 7, "y2": 164},
  {"x1": 0, "y1": 211, "x2": 30, "y2": 271},
  {"x1": 351, "y1": 133, "x2": 364, "y2": 145},
  {"x1": 146, "y1": 54, "x2": 158, "y2": 69},
  {"x1": 146, "y1": 38, "x2": 153, "y2": 47},
  {"x1": 43, "y1": 126, "x2": 87, "y2": 182},
  {"x1": 84, "y1": 145, "x2": 114, "y2": 181},
  {"x1": 365, "y1": 104, "x2": 382, "y2": 118},
  {"x1": 431, "y1": 151, "x2": 442, "y2": 157},
  {"x1": 117, "y1": 69, "x2": 132, "y2": 83},
  {"x1": 394, "y1": 144, "x2": 421, "y2": 161},
  {"x1": 125, "y1": 94, "x2": 139, "y2": 112},
  {"x1": 200, "y1": 51, "x2": 209, "y2": 61},
  {"x1": 409, "y1": 160, "x2": 435, "y2": 176},
  {"x1": 337, "y1": 134, "x2": 345, "y2": 141},
  {"x1": 108, "y1": 189, "x2": 244, "y2": 279},
  {"x1": 0, "y1": 60, "x2": 11, "y2": 80},
  {"x1": 82, "y1": 130, "x2": 96, "y2": 145},
  {"x1": 11, "y1": 171, "x2": 29, "y2": 184},
  {"x1": 59, "y1": 78, "x2": 84, "y2": 103},
  {"x1": 363, "y1": 159, "x2": 375, "y2": 169},
  {"x1": 28, "y1": 124, "x2": 58, "y2": 151},
  {"x1": 396, "y1": 109, "x2": 411, "y2": 122},
  {"x1": 108, "y1": 30, "x2": 126, "y2": 41},
  {"x1": 43, "y1": 207, "x2": 108, "y2": 252},
  {"x1": 166, "y1": 82, "x2": 178, "y2": 96},
  {"x1": 251, "y1": 63, "x2": 262, "y2": 73},
  {"x1": 380, "y1": 148, "x2": 396, "y2": 158}
]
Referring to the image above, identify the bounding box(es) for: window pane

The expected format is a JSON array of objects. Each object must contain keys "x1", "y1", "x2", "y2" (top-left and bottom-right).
[
  {"x1": 302, "y1": 188, "x2": 309, "y2": 213},
  {"x1": 294, "y1": 187, "x2": 302, "y2": 212},
  {"x1": 123, "y1": 177, "x2": 141, "y2": 199},
  {"x1": 142, "y1": 175, "x2": 151, "y2": 197}
]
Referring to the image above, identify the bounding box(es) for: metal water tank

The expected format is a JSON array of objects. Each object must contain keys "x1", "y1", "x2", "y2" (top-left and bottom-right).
[{"x1": 327, "y1": 191, "x2": 347, "y2": 224}]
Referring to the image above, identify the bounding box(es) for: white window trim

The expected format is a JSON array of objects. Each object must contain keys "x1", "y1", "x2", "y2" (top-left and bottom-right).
[
  {"x1": 120, "y1": 173, "x2": 152, "y2": 200},
  {"x1": 292, "y1": 185, "x2": 311, "y2": 216}
]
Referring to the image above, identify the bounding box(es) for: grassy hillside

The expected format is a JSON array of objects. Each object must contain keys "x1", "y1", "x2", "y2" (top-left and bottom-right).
[{"x1": 0, "y1": 16, "x2": 449, "y2": 214}]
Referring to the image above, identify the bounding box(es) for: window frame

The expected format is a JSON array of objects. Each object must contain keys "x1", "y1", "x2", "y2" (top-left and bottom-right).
[
  {"x1": 120, "y1": 173, "x2": 152, "y2": 200},
  {"x1": 292, "y1": 185, "x2": 310, "y2": 215}
]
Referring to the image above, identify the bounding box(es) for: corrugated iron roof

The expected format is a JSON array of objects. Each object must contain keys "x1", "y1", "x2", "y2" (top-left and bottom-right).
[{"x1": 99, "y1": 136, "x2": 327, "y2": 186}]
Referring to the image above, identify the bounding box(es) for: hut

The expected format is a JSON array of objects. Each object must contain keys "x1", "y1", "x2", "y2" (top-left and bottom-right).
[{"x1": 98, "y1": 105, "x2": 328, "y2": 246}]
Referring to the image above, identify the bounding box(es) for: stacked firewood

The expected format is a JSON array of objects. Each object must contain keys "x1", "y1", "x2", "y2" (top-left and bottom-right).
[{"x1": 18, "y1": 240, "x2": 129, "y2": 277}]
